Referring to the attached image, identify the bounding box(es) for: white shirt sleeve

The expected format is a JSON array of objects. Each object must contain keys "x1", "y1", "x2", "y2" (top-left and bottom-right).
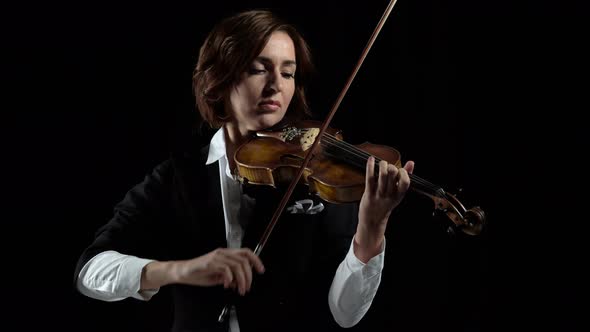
[
  {"x1": 328, "y1": 236, "x2": 385, "y2": 328},
  {"x1": 76, "y1": 250, "x2": 159, "y2": 301}
]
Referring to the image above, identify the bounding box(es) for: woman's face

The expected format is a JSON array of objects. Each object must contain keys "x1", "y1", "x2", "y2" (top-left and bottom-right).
[{"x1": 227, "y1": 31, "x2": 296, "y2": 135}]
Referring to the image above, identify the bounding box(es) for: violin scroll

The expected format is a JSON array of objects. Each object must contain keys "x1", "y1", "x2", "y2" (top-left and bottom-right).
[{"x1": 431, "y1": 191, "x2": 486, "y2": 236}]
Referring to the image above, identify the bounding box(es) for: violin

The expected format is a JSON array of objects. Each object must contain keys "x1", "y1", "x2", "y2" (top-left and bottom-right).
[{"x1": 234, "y1": 120, "x2": 486, "y2": 236}]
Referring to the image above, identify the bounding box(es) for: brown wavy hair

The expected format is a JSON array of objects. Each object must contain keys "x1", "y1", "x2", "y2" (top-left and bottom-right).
[{"x1": 193, "y1": 10, "x2": 314, "y2": 128}]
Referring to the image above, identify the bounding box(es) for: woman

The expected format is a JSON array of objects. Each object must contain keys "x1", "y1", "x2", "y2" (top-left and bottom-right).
[{"x1": 74, "y1": 10, "x2": 414, "y2": 332}]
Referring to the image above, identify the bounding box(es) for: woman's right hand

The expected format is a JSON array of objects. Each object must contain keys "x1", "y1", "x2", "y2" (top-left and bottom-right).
[
  {"x1": 176, "y1": 248, "x2": 265, "y2": 295},
  {"x1": 141, "y1": 248, "x2": 265, "y2": 296}
]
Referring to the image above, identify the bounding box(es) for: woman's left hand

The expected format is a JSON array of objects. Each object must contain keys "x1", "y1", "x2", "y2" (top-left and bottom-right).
[{"x1": 355, "y1": 156, "x2": 414, "y2": 262}]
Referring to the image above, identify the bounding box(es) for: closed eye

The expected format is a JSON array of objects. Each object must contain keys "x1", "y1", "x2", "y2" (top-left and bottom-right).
[{"x1": 249, "y1": 68, "x2": 267, "y2": 75}]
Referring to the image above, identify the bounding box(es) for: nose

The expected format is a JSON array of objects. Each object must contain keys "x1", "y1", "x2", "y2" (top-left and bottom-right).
[{"x1": 265, "y1": 69, "x2": 282, "y2": 94}]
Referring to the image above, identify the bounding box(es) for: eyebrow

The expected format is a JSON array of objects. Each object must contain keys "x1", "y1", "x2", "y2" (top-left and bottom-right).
[{"x1": 254, "y1": 56, "x2": 296, "y2": 67}]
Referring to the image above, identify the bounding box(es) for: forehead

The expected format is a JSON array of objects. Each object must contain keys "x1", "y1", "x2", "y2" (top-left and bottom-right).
[{"x1": 257, "y1": 31, "x2": 296, "y2": 63}]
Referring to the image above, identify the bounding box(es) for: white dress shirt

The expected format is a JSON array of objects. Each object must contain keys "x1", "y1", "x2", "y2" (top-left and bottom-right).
[{"x1": 77, "y1": 127, "x2": 386, "y2": 330}]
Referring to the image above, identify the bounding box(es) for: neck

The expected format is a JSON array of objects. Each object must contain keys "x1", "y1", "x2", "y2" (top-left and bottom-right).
[{"x1": 223, "y1": 121, "x2": 252, "y2": 173}]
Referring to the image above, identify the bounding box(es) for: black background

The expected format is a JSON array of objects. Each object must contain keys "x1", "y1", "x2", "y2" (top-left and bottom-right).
[{"x1": 4, "y1": 0, "x2": 587, "y2": 331}]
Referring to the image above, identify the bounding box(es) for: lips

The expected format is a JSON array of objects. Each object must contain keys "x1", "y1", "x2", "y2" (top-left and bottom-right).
[
  {"x1": 259, "y1": 100, "x2": 281, "y2": 107},
  {"x1": 258, "y1": 100, "x2": 281, "y2": 111}
]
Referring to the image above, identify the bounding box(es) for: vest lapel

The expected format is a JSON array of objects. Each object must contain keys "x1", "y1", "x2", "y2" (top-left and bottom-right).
[{"x1": 189, "y1": 145, "x2": 227, "y2": 250}]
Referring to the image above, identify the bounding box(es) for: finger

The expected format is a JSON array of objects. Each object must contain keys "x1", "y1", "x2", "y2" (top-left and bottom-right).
[
  {"x1": 404, "y1": 160, "x2": 415, "y2": 175},
  {"x1": 216, "y1": 253, "x2": 246, "y2": 295},
  {"x1": 398, "y1": 167, "x2": 411, "y2": 194},
  {"x1": 231, "y1": 262, "x2": 247, "y2": 295},
  {"x1": 365, "y1": 156, "x2": 376, "y2": 194},
  {"x1": 239, "y1": 249, "x2": 265, "y2": 274},
  {"x1": 222, "y1": 253, "x2": 249, "y2": 295},
  {"x1": 232, "y1": 253, "x2": 253, "y2": 293},
  {"x1": 220, "y1": 265, "x2": 233, "y2": 288},
  {"x1": 378, "y1": 160, "x2": 389, "y2": 196},
  {"x1": 386, "y1": 164, "x2": 397, "y2": 196},
  {"x1": 211, "y1": 262, "x2": 233, "y2": 288}
]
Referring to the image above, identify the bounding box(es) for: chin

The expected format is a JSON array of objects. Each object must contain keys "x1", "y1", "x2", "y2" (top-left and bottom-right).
[{"x1": 253, "y1": 113, "x2": 285, "y2": 131}]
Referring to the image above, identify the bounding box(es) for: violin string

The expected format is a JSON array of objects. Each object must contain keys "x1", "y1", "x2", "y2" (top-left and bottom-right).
[
  {"x1": 314, "y1": 132, "x2": 438, "y2": 188},
  {"x1": 296, "y1": 128, "x2": 438, "y2": 189},
  {"x1": 318, "y1": 141, "x2": 368, "y2": 168},
  {"x1": 302, "y1": 129, "x2": 443, "y2": 193},
  {"x1": 323, "y1": 135, "x2": 443, "y2": 194},
  {"x1": 318, "y1": 138, "x2": 443, "y2": 195}
]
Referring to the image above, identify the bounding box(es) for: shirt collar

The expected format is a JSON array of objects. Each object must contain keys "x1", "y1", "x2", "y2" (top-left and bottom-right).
[{"x1": 205, "y1": 127, "x2": 226, "y2": 165}]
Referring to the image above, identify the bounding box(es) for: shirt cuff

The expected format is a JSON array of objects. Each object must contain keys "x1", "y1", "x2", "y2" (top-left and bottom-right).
[
  {"x1": 115, "y1": 256, "x2": 159, "y2": 301},
  {"x1": 345, "y1": 236, "x2": 386, "y2": 279}
]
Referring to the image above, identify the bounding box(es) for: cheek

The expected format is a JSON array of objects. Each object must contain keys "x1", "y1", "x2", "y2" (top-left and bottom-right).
[
  {"x1": 240, "y1": 80, "x2": 265, "y2": 108},
  {"x1": 230, "y1": 84, "x2": 257, "y2": 115},
  {"x1": 285, "y1": 84, "x2": 296, "y2": 104},
  {"x1": 229, "y1": 90, "x2": 243, "y2": 116}
]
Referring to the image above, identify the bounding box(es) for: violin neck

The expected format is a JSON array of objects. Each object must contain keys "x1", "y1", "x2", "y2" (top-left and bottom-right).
[
  {"x1": 319, "y1": 132, "x2": 445, "y2": 198},
  {"x1": 372, "y1": 161, "x2": 444, "y2": 198},
  {"x1": 408, "y1": 173, "x2": 445, "y2": 198}
]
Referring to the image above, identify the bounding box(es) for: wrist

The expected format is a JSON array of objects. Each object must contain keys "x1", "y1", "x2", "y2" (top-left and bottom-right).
[
  {"x1": 354, "y1": 223, "x2": 385, "y2": 263},
  {"x1": 141, "y1": 260, "x2": 177, "y2": 290}
]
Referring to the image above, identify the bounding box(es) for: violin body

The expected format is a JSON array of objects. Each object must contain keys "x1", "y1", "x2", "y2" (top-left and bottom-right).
[{"x1": 235, "y1": 121, "x2": 401, "y2": 203}]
